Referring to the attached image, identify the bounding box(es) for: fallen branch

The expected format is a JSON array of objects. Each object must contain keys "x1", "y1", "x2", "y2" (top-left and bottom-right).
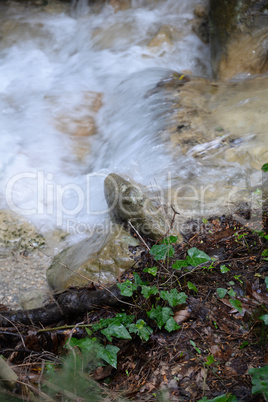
[{"x1": 0, "y1": 284, "x2": 131, "y2": 328}]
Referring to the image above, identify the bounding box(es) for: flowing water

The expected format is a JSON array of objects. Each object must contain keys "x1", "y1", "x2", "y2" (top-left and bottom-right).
[
  {"x1": 0, "y1": 0, "x2": 212, "y2": 236},
  {"x1": 0, "y1": 0, "x2": 268, "y2": 305}
]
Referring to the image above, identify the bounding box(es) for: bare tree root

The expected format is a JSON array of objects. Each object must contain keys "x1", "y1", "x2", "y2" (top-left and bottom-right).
[{"x1": 0, "y1": 285, "x2": 131, "y2": 328}]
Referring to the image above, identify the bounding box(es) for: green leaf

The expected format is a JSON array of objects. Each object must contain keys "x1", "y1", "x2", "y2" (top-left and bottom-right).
[
  {"x1": 69, "y1": 336, "x2": 97, "y2": 353},
  {"x1": 228, "y1": 289, "x2": 236, "y2": 298},
  {"x1": 187, "y1": 281, "x2": 198, "y2": 293},
  {"x1": 239, "y1": 341, "x2": 249, "y2": 349},
  {"x1": 163, "y1": 235, "x2": 178, "y2": 244},
  {"x1": 141, "y1": 285, "x2": 159, "y2": 298},
  {"x1": 128, "y1": 319, "x2": 153, "y2": 342},
  {"x1": 101, "y1": 324, "x2": 132, "y2": 342},
  {"x1": 186, "y1": 247, "x2": 211, "y2": 267},
  {"x1": 190, "y1": 340, "x2": 201, "y2": 354},
  {"x1": 249, "y1": 365, "x2": 268, "y2": 399},
  {"x1": 261, "y1": 163, "x2": 268, "y2": 172},
  {"x1": 233, "y1": 275, "x2": 243, "y2": 284},
  {"x1": 205, "y1": 355, "x2": 216, "y2": 366},
  {"x1": 260, "y1": 314, "x2": 268, "y2": 325},
  {"x1": 261, "y1": 250, "x2": 268, "y2": 257},
  {"x1": 134, "y1": 273, "x2": 146, "y2": 286},
  {"x1": 92, "y1": 313, "x2": 134, "y2": 332},
  {"x1": 164, "y1": 317, "x2": 180, "y2": 332},
  {"x1": 117, "y1": 280, "x2": 137, "y2": 297},
  {"x1": 97, "y1": 344, "x2": 120, "y2": 369},
  {"x1": 229, "y1": 298, "x2": 243, "y2": 314},
  {"x1": 143, "y1": 266, "x2": 158, "y2": 276},
  {"x1": 217, "y1": 288, "x2": 227, "y2": 298},
  {"x1": 265, "y1": 277, "x2": 268, "y2": 291},
  {"x1": 150, "y1": 243, "x2": 174, "y2": 261},
  {"x1": 172, "y1": 260, "x2": 188, "y2": 270},
  {"x1": 220, "y1": 264, "x2": 230, "y2": 273},
  {"x1": 160, "y1": 289, "x2": 187, "y2": 307},
  {"x1": 85, "y1": 327, "x2": 92, "y2": 336},
  {"x1": 147, "y1": 306, "x2": 173, "y2": 329}
]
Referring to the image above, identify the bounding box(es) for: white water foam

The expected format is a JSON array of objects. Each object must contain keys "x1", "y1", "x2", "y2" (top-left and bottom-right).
[{"x1": 0, "y1": 0, "x2": 211, "y2": 235}]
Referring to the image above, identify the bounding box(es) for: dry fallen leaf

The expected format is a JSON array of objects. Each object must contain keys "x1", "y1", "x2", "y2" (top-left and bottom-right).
[{"x1": 174, "y1": 308, "x2": 191, "y2": 324}]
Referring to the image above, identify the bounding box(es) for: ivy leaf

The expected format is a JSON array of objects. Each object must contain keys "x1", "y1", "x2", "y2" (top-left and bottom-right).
[
  {"x1": 187, "y1": 281, "x2": 198, "y2": 293},
  {"x1": 260, "y1": 315, "x2": 268, "y2": 325},
  {"x1": 150, "y1": 244, "x2": 174, "y2": 261},
  {"x1": 217, "y1": 288, "x2": 227, "y2": 298},
  {"x1": 186, "y1": 247, "x2": 211, "y2": 267},
  {"x1": 134, "y1": 273, "x2": 146, "y2": 286},
  {"x1": 261, "y1": 163, "x2": 268, "y2": 172},
  {"x1": 265, "y1": 277, "x2": 268, "y2": 291},
  {"x1": 164, "y1": 317, "x2": 180, "y2": 332},
  {"x1": 141, "y1": 285, "x2": 159, "y2": 299},
  {"x1": 163, "y1": 235, "x2": 178, "y2": 245},
  {"x1": 97, "y1": 344, "x2": 119, "y2": 369},
  {"x1": 172, "y1": 260, "x2": 188, "y2": 270},
  {"x1": 101, "y1": 324, "x2": 132, "y2": 342},
  {"x1": 69, "y1": 336, "x2": 97, "y2": 353},
  {"x1": 92, "y1": 313, "x2": 133, "y2": 332},
  {"x1": 114, "y1": 313, "x2": 134, "y2": 326},
  {"x1": 220, "y1": 264, "x2": 230, "y2": 273},
  {"x1": 117, "y1": 280, "x2": 137, "y2": 297},
  {"x1": 160, "y1": 289, "x2": 187, "y2": 307},
  {"x1": 147, "y1": 306, "x2": 173, "y2": 329},
  {"x1": 143, "y1": 266, "x2": 158, "y2": 276},
  {"x1": 249, "y1": 365, "x2": 268, "y2": 399},
  {"x1": 228, "y1": 289, "x2": 236, "y2": 298},
  {"x1": 128, "y1": 319, "x2": 153, "y2": 342},
  {"x1": 229, "y1": 298, "x2": 243, "y2": 314}
]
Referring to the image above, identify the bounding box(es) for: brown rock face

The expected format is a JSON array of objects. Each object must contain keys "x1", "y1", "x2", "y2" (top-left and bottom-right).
[{"x1": 209, "y1": 0, "x2": 268, "y2": 80}]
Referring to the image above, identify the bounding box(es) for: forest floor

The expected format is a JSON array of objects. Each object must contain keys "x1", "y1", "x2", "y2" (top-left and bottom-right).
[{"x1": 1, "y1": 212, "x2": 268, "y2": 401}]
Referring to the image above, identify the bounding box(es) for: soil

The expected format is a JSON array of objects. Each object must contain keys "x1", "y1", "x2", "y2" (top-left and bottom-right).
[{"x1": 0, "y1": 212, "x2": 268, "y2": 401}]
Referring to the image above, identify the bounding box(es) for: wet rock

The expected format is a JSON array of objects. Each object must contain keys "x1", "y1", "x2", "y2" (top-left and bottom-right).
[
  {"x1": 209, "y1": 0, "x2": 268, "y2": 79},
  {"x1": 0, "y1": 210, "x2": 45, "y2": 258},
  {"x1": 47, "y1": 224, "x2": 141, "y2": 292},
  {"x1": 104, "y1": 173, "x2": 183, "y2": 241},
  {"x1": 20, "y1": 289, "x2": 53, "y2": 310},
  {"x1": 0, "y1": 210, "x2": 68, "y2": 308},
  {"x1": 109, "y1": 0, "x2": 131, "y2": 12},
  {"x1": 192, "y1": 3, "x2": 209, "y2": 44},
  {"x1": 147, "y1": 25, "x2": 174, "y2": 53},
  {"x1": 50, "y1": 91, "x2": 103, "y2": 162}
]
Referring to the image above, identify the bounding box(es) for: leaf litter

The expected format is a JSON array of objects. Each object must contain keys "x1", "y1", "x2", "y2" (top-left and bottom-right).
[{"x1": 0, "y1": 213, "x2": 268, "y2": 401}]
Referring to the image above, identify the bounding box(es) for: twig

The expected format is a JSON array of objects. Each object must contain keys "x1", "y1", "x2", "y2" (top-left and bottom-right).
[{"x1": 128, "y1": 220, "x2": 150, "y2": 250}]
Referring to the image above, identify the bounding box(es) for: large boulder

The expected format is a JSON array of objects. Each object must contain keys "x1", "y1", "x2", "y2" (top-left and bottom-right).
[
  {"x1": 47, "y1": 224, "x2": 140, "y2": 292},
  {"x1": 209, "y1": 0, "x2": 268, "y2": 80},
  {"x1": 104, "y1": 173, "x2": 183, "y2": 242}
]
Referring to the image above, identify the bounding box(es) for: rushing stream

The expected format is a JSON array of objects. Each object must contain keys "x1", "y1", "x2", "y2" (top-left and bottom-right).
[
  {"x1": 0, "y1": 0, "x2": 212, "y2": 235},
  {"x1": 0, "y1": 0, "x2": 268, "y2": 306}
]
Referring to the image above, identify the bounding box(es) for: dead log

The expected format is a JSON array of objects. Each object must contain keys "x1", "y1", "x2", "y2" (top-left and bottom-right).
[{"x1": 0, "y1": 285, "x2": 130, "y2": 328}]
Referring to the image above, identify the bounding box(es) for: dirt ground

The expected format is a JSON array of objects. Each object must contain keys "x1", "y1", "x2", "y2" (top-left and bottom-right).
[{"x1": 0, "y1": 212, "x2": 268, "y2": 401}]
